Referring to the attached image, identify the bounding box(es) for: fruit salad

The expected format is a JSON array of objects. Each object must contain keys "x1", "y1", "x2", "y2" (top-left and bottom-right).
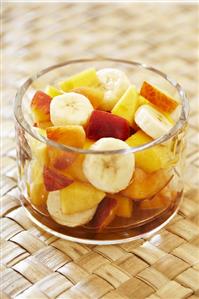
[{"x1": 26, "y1": 67, "x2": 181, "y2": 232}]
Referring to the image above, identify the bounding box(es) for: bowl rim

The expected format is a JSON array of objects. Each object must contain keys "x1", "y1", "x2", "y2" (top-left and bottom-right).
[{"x1": 14, "y1": 57, "x2": 189, "y2": 155}]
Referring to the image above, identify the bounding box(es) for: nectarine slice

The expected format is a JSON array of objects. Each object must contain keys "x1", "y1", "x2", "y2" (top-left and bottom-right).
[
  {"x1": 43, "y1": 166, "x2": 74, "y2": 191},
  {"x1": 46, "y1": 125, "x2": 86, "y2": 148},
  {"x1": 86, "y1": 110, "x2": 130, "y2": 141},
  {"x1": 121, "y1": 168, "x2": 172, "y2": 200},
  {"x1": 140, "y1": 81, "x2": 179, "y2": 113},
  {"x1": 91, "y1": 197, "x2": 118, "y2": 231},
  {"x1": 31, "y1": 91, "x2": 52, "y2": 124},
  {"x1": 140, "y1": 193, "x2": 170, "y2": 210},
  {"x1": 46, "y1": 125, "x2": 86, "y2": 170}
]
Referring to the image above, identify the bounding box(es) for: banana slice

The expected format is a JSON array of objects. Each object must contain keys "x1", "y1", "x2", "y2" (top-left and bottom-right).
[
  {"x1": 135, "y1": 104, "x2": 173, "y2": 139},
  {"x1": 50, "y1": 92, "x2": 93, "y2": 126},
  {"x1": 47, "y1": 191, "x2": 97, "y2": 227},
  {"x1": 83, "y1": 138, "x2": 135, "y2": 193},
  {"x1": 97, "y1": 68, "x2": 130, "y2": 111}
]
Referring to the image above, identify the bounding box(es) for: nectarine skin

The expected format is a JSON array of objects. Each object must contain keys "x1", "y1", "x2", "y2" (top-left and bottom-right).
[
  {"x1": 46, "y1": 126, "x2": 85, "y2": 171},
  {"x1": 31, "y1": 91, "x2": 52, "y2": 123},
  {"x1": 86, "y1": 110, "x2": 130, "y2": 141},
  {"x1": 91, "y1": 197, "x2": 118, "y2": 231},
  {"x1": 140, "y1": 81, "x2": 178, "y2": 113},
  {"x1": 43, "y1": 166, "x2": 74, "y2": 191}
]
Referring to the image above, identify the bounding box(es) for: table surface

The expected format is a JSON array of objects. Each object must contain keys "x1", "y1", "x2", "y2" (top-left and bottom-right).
[{"x1": 1, "y1": 3, "x2": 199, "y2": 299}]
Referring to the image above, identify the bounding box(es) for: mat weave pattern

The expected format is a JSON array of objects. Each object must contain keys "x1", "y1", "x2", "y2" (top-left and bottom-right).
[{"x1": 1, "y1": 3, "x2": 199, "y2": 299}]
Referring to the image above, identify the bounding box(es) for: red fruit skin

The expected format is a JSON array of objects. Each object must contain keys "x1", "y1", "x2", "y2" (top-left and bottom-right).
[
  {"x1": 86, "y1": 110, "x2": 130, "y2": 141},
  {"x1": 43, "y1": 166, "x2": 74, "y2": 191},
  {"x1": 31, "y1": 91, "x2": 52, "y2": 124},
  {"x1": 31, "y1": 91, "x2": 52, "y2": 114},
  {"x1": 91, "y1": 197, "x2": 118, "y2": 231}
]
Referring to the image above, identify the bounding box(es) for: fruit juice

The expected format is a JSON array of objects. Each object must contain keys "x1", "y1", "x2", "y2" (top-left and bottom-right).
[{"x1": 15, "y1": 62, "x2": 187, "y2": 242}]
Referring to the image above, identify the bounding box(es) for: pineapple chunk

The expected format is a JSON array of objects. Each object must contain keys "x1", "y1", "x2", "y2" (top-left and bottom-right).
[
  {"x1": 28, "y1": 160, "x2": 48, "y2": 206},
  {"x1": 111, "y1": 85, "x2": 140, "y2": 125},
  {"x1": 46, "y1": 85, "x2": 63, "y2": 97},
  {"x1": 60, "y1": 181, "x2": 105, "y2": 214},
  {"x1": 27, "y1": 128, "x2": 48, "y2": 165},
  {"x1": 108, "y1": 194, "x2": 133, "y2": 218},
  {"x1": 126, "y1": 130, "x2": 171, "y2": 173},
  {"x1": 59, "y1": 68, "x2": 100, "y2": 92}
]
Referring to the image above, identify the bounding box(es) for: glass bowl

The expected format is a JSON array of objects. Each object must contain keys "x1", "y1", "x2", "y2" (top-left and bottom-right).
[{"x1": 14, "y1": 58, "x2": 189, "y2": 244}]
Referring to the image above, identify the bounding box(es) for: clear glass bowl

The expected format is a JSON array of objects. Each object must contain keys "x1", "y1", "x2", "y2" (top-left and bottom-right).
[{"x1": 14, "y1": 58, "x2": 189, "y2": 244}]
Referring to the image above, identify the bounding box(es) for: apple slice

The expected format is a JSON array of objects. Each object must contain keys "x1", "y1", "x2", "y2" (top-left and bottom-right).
[
  {"x1": 46, "y1": 125, "x2": 86, "y2": 170},
  {"x1": 121, "y1": 168, "x2": 172, "y2": 200},
  {"x1": 59, "y1": 68, "x2": 100, "y2": 92},
  {"x1": 43, "y1": 166, "x2": 74, "y2": 191},
  {"x1": 126, "y1": 130, "x2": 171, "y2": 173},
  {"x1": 91, "y1": 197, "x2": 118, "y2": 231},
  {"x1": 72, "y1": 86, "x2": 104, "y2": 109},
  {"x1": 60, "y1": 181, "x2": 105, "y2": 214},
  {"x1": 86, "y1": 110, "x2": 130, "y2": 141},
  {"x1": 111, "y1": 85, "x2": 140, "y2": 125},
  {"x1": 140, "y1": 81, "x2": 179, "y2": 113},
  {"x1": 31, "y1": 91, "x2": 52, "y2": 125},
  {"x1": 108, "y1": 194, "x2": 133, "y2": 218}
]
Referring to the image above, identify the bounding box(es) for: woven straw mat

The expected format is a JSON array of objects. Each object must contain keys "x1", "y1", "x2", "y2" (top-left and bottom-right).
[{"x1": 1, "y1": 3, "x2": 199, "y2": 299}]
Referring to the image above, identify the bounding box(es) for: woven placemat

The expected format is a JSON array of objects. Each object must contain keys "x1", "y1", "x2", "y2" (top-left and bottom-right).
[{"x1": 1, "y1": 3, "x2": 199, "y2": 299}]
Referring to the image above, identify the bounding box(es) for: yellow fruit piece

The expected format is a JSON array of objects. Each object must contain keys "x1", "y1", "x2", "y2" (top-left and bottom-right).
[
  {"x1": 121, "y1": 168, "x2": 171, "y2": 200},
  {"x1": 46, "y1": 125, "x2": 86, "y2": 148},
  {"x1": 29, "y1": 181, "x2": 48, "y2": 207},
  {"x1": 28, "y1": 160, "x2": 48, "y2": 207},
  {"x1": 59, "y1": 68, "x2": 100, "y2": 92},
  {"x1": 140, "y1": 194, "x2": 168, "y2": 210},
  {"x1": 138, "y1": 95, "x2": 149, "y2": 106},
  {"x1": 60, "y1": 181, "x2": 105, "y2": 214},
  {"x1": 111, "y1": 86, "x2": 140, "y2": 125},
  {"x1": 84, "y1": 138, "x2": 95, "y2": 149},
  {"x1": 46, "y1": 86, "x2": 63, "y2": 97},
  {"x1": 27, "y1": 128, "x2": 48, "y2": 165},
  {"x1": 126, "y1": 130, "x2": 171, "y2": 173},
  {"x1": 35, "y1": 121, "x2": 53, "y2": 129},
  {"x1": 62, "y1": 138, "x2": 94, "y2": 182},
  {"x1": 63, "y1": 154, "x2": 87, "y2": 182},
  {"x1": 108, "y1": 194, "x2": 133, "y2": 218},
  {"x1": 72, "y1": 86, "x2": 104, "y2": 109},
  {"x1": 161, "y1": 111, "x2": 175, "y2": 125}
]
